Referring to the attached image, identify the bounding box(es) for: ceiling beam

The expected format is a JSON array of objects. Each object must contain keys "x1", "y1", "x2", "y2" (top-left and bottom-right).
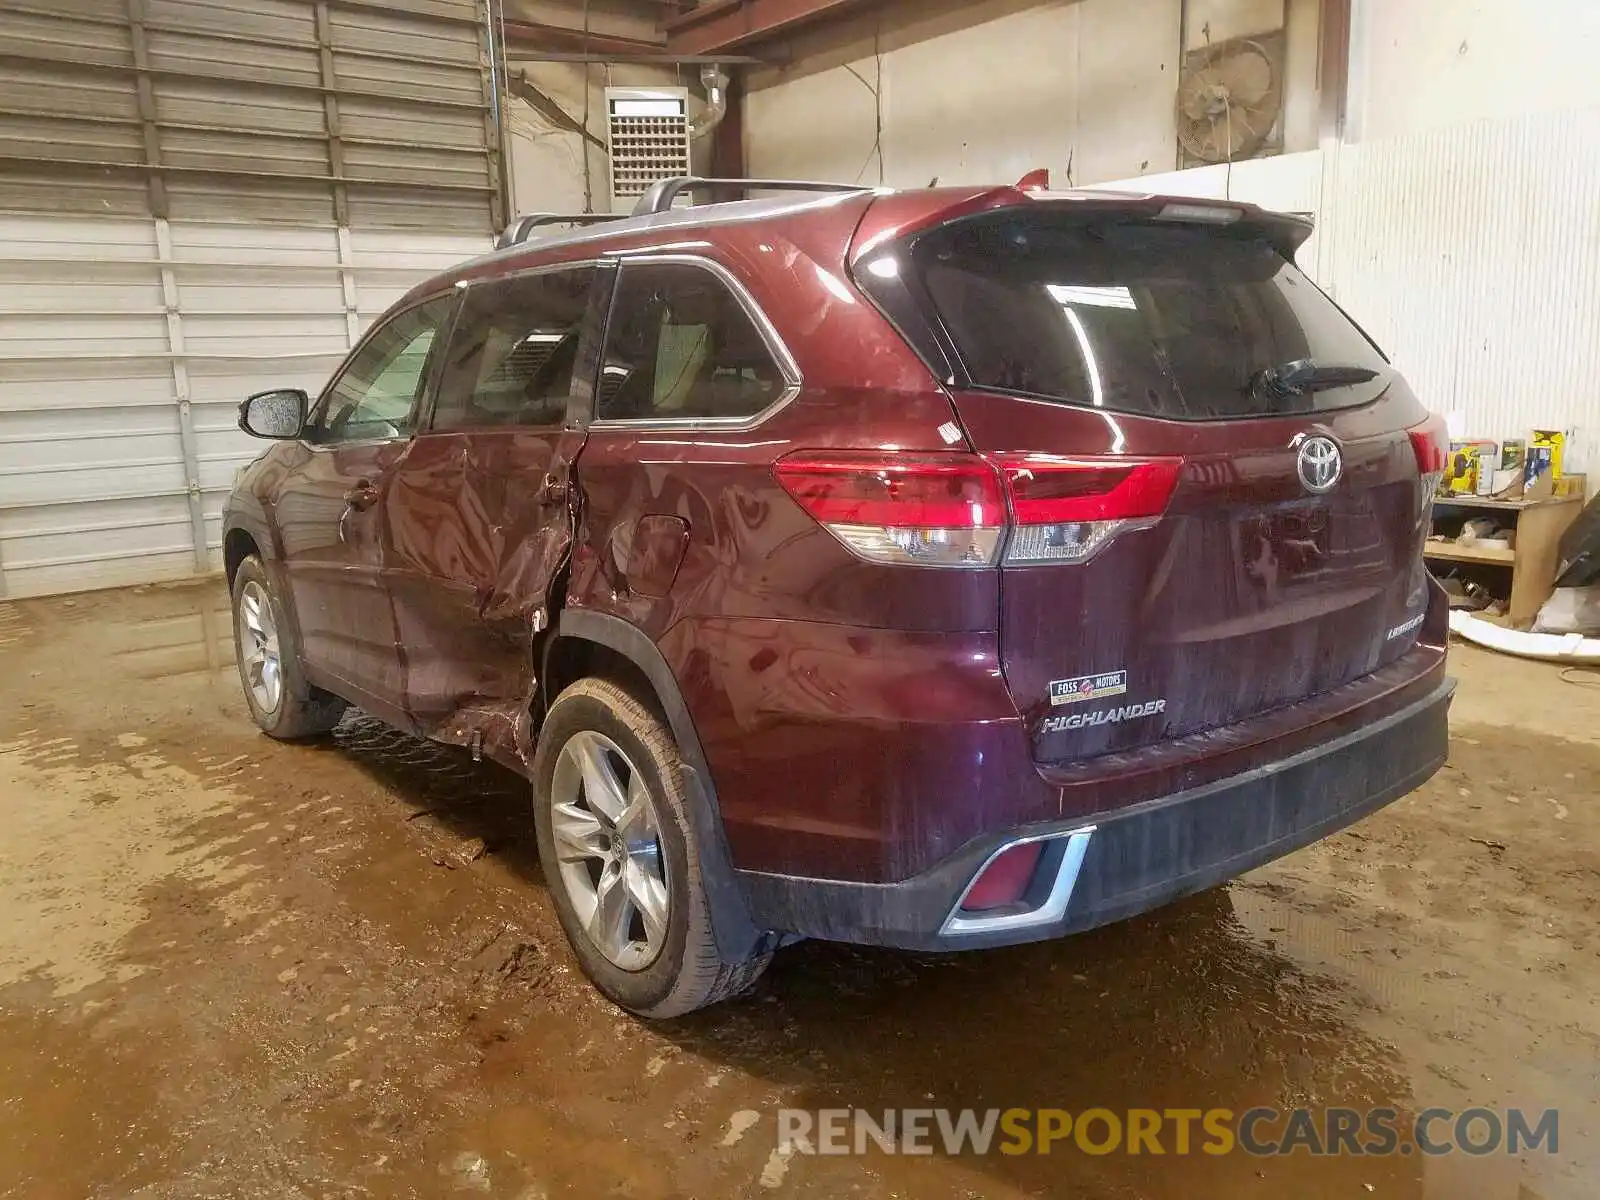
[
  {"x1": 501, "y1": 15, "x2": 770, "y2": 63},
  {"x1": 501, "y1": 17, "x2": 666, "y2": 57},
  {"x1": 665, "y1": 0, "x2": 871, "y2": 54},
  {"x1": 505, "y1": 48, "x2": 768, "y2": 63}
]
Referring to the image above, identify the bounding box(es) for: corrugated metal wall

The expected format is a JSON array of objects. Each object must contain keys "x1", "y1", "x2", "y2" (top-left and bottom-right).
[
  {"x1": 0, "y1": 216, "x2": 483, "y2": 596},
  {"x1": 0, "y1": 0, "x2": 502, "y2": 597},
  {"x1": 1, "y1": 0, "x2": 502, "y2": 228},
  {"x1": 1101, "y1": 109, "x2": 1600, "y2": 485}
]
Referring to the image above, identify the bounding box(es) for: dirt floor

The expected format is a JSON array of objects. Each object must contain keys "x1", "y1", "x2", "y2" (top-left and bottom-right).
[{"x1": 1, "y1": 580, "x2": 1597, "y2": 1200}]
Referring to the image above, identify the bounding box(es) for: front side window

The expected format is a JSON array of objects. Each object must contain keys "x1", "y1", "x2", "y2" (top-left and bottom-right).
[
  {"x1": 596, "y1": 262, "x2": 788, "y2": 423},
  {"x1": 432, "y1": 267, "x2": 598, "y2": 431},
  {"x1": 308, "y1": 296, "x2": 454, "y2": 443}
]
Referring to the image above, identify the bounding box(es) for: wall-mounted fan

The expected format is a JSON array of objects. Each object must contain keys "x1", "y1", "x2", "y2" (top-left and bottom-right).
[{"x1": 1175, "y1": 36, "x2": 1284, "y2": 165}]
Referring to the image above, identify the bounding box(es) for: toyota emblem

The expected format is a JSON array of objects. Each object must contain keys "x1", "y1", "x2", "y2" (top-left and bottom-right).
[{"x1": 1296, "y1": 435, "x2": 1343, "y2": 494}]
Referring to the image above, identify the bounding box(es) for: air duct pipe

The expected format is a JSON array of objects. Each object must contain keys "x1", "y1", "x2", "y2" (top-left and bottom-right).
[{"x1": 690, "y1": 63, "x2": 730, "y2": 140}]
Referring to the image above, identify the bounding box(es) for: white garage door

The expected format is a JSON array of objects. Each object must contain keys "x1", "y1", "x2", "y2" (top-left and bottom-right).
[{"x1": 0, "y1": 0, "x2": 504, "y2": 597}]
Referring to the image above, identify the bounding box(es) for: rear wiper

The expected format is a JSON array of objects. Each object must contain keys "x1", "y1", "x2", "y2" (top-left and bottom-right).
[{"x1": 1248, "y1": 359, "x2": 1380, "y2": 404}]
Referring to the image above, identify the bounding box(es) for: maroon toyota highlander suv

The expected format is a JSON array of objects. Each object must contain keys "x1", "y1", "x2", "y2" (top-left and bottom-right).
[{"x1": 223, "y1": 177, "x2": 1454, "y2": 1016}]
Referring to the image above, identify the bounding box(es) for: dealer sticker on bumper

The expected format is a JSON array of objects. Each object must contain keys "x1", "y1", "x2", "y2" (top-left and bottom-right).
[{"x1": 1049, "y1": 670, "x2": 1129, "y2": 707}]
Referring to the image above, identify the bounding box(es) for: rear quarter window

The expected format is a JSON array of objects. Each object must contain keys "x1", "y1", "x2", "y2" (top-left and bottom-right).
[
  {"x1": 596, "y1": 261, "x2": 791, "y2": 424},
  {"x1": 915, "y1": 214, "x2": 1390, "y2": 420}
]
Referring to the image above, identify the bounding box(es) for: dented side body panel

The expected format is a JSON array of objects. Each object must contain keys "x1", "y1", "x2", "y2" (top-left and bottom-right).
[
  {"x1": 384, "y1": 424, "x2": 589, "y2": 772},
  {"x1": 556, "y1": 200, "x2": 1016, "y2": 883}
]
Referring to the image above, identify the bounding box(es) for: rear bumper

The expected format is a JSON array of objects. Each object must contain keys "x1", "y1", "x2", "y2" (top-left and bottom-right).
[{"x1": 737, "y1": 675, "x2": 1454, "y2": 950}]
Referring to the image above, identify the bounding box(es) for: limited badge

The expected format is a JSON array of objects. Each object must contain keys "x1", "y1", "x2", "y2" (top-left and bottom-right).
[
  {"x1": 1048, "y1": 670, "x2": 1128, "y2": 707},
  {"x1": 1387, "y1": 613, "x2": 1426, "y2": 641}
]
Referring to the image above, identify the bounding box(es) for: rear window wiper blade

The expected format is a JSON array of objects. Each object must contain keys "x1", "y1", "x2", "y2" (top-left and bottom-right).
[{"x1": 1249, "y1": 359, "x2": 1380, "y2": 403}]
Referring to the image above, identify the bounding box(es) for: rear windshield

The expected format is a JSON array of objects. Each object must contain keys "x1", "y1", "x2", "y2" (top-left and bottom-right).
[{"x1": 913, "y1": 213, "x2": 1389, "y2": 420}]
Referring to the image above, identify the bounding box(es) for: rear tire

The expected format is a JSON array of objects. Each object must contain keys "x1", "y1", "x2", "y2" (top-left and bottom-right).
[
  {"x1": 532, "y1": 678, "x2": 770, "y2": 1018},
  {"x1": 230, "y1": 555, "x2": 346, "y2": 740}
]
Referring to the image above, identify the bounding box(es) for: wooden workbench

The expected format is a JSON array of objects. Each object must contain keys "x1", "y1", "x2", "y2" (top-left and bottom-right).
[{"x1": 1426, "y1": 494, "x2": 1585, "y2": 628}]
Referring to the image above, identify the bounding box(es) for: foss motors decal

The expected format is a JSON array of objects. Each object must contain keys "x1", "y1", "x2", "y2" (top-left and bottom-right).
[
  {"x1": 1048, "y1": 671, "x2": 1129, "y2": 707},
  {"x1": 1043, "y1": 669, "x2": 1166, "y2": 734}
]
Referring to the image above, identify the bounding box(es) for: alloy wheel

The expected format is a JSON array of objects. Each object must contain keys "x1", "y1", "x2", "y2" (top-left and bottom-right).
[
  {"x1": 238, "y1": 580, "x2": 283, "y2": 715},
  {"x1": 549, "y1": 730, "x2": 671, "y2": 971}
]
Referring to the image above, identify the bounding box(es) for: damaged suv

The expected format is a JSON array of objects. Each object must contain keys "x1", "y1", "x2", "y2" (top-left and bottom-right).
[{"x1": 223, "y1": 178, "x2": 1454, "y2": 1016}]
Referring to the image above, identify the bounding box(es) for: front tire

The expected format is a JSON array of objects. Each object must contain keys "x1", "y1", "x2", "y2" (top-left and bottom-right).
[
  {"x1": 230, "y1": 555, "x2": 346, "y2": 740},
  {"x1": 532, "y1": 678, "x2": 770, "y2": 1018}
]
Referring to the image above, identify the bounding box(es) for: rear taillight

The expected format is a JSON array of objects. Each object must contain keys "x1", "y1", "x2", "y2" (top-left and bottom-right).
[
  {"x1": 1408, "y1": 414, "x2": 1449, "y2": 474},
  {"x1": 774, "y1": 452, "x2": 1006, "y2": 568},
  {"x1": 1408, "y1": 413, "x2": 1449, "y2": 497},
  {"x1": 777, "y1": 450, "x2": 1182, "y2": 569},
  {"x1": 992, "y1": 455, "x2": 1182, "y2": 564}
]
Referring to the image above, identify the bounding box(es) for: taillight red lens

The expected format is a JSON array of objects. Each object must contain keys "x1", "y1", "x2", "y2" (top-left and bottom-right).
[
  {"x1": 990, "y1": 455, "x2": 1183, "y2": 524},
  {"x1": 775, "y1": 451, "x2": 1006, "y2": 568},
  {"x1": 774, "y1": 452, "x2": 1005, "y2": 527},
  {"x1": 1408, "y1": 414, "x2": 1449, "y2": 475}
]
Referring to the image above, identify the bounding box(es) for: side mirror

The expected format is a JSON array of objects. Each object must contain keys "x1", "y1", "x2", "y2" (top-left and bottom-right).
[{"x1": 239, "y1": 389, "x2": 308, "y2": 440}]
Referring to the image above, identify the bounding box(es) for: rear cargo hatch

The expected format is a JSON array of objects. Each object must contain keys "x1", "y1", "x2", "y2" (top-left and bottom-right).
[{"x1": 858, "y1": 199, "x2": 1444, "y2": 762}]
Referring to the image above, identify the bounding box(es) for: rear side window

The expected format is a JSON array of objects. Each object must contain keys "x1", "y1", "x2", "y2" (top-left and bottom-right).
[
  {"x1": 432, "y1": 267, "x2": 596, "y2": 431},
  {"x1": 913, "y1": 214, "x2": 1390, "y2": 420},
  {"x1": 597, "y1": 262, "x2": 788, "y2": 423}
]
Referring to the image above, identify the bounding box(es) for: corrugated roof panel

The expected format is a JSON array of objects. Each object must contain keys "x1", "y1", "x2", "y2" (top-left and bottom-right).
[
  {"x1": 165, "y1": 178, "x2": 334, "y2": 224},
  {"x1": 159, "y1": 127, "x2": 329, "y2": 176},
  {"x1": 145, "y1": 29, "x2": 321, "y2": 89},
  {"x1": 346, "y1": 185, "x2": 492, "y2": 233},
  {"x1": 0, "y1": 62, "x2": 138, "y2": 123},
  {"x1": 153, "y1": 78, "x2": 328, "y2": 139},
  {"x1": 0, "y1": 115, "x2": 144, "y2": 166},
  {"x1": 4, "y1": 8, "x2": 132, "y2": 66},
  {"x1": 6, "y1": 0, "x2": 128, "y2": 22},
  {"x1": 328, "y1": 6, "x2": 480, "y2": 67},
  {"x1": 337, "y1": 95, "x2": 488, "y2": 151},
  {"x1": 348, "y1": 0, "x2": 479, "y2": 22},
  {"x1": 343, "y1": 142, "x2": 489, "y2": 189},
  {"x1": 333, "y1": 51, "x2": 485, "y2": 107},
  {"x1": 144, "y1": 0, "x2": 315, "y2": 48},
  {"x1": 0, "y1": 169, "x2": 150, "y2": 216}
]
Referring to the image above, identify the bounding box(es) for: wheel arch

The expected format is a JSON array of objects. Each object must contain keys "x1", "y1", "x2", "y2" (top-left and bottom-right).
[
  {"x1": 544, "y1": 609, "x2": 768, "y2": 961},
  {"x1": 223, "y1": 525, "x2": 261, "y2": 587},
  {"x1": 222, "y1": 516, "x2": 317, "y2": 701}
]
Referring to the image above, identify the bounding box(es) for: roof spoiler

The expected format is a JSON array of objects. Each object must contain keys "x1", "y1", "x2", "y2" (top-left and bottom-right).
[{"x1": 852, "y1": 186, "x2": 1315, "y2": 263}]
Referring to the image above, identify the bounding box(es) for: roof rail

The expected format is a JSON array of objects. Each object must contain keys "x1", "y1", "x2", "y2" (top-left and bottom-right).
[
  {"x1": 631, "y1": 177, "x2": 872, "y2": 217},
  {"x1": 495, "y1": 212, "x2": 630, "y2": 249}
]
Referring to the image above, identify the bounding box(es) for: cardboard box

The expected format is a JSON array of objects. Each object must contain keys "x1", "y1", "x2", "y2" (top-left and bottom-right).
[
  {"x1": 1443, "y1": 441, "x2": 1496, "y2": 496},
  {"x1": 1525, "y1": 429, "x2": 1567, "y2": 493}
]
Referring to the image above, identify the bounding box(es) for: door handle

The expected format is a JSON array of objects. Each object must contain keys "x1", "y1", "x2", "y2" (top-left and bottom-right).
[{"x1": 343, "y1": 480, "x2": 380, "y2": 511}]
